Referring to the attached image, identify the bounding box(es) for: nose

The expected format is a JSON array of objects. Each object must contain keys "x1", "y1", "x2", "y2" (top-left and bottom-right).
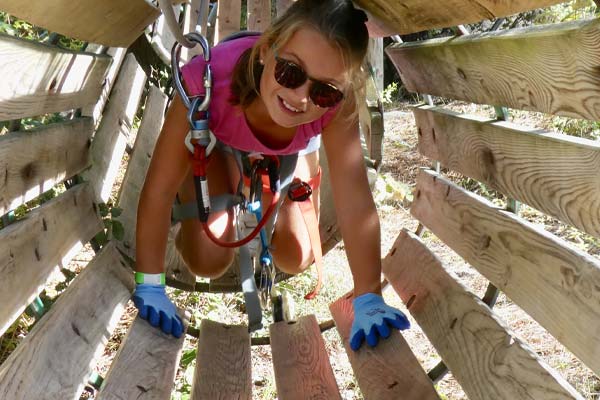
[{"x1": 288, "y1": 81, "x2": 310, "y2": 110}]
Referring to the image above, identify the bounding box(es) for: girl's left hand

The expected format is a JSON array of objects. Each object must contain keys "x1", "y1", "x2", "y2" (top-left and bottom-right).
[{"x1": 350, "y1": 293, "x2": 410, "y2": 351}]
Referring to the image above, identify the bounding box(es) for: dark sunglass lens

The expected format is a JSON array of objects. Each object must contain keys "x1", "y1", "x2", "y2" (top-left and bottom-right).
[
  {"x1": 310, "y1": 82, "x2": 344, "y2": 108},
  {"x1": 274, "y1": 58, "x2": 307, "y2": 89}
]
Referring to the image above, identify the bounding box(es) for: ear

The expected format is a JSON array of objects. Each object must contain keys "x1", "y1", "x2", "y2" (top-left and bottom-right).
[{"x1": 259, "y1": 43, "x2": 270, "y2": 64}]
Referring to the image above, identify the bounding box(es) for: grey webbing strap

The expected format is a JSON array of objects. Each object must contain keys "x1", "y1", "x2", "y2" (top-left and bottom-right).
[
  {"x1": 171, "y1": 194, "x2": 244, "y2": 222},
  {"x1": 238, "y1": 221, "x2": 263, "y2": 332},
  {"x1": 264, "y1": 153, "x2": 298, "y2": 242}
]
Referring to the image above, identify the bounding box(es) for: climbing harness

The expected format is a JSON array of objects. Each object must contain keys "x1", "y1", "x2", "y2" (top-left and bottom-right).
[{"x1": 170, "y1": 29, "x2": 322, "y2": 331}]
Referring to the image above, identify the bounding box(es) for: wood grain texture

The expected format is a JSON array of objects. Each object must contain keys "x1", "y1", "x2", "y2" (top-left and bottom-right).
[
  {"x1": 191, "y1": 319, "x2": 251, "y2": 400},
  {"x1": 386, "y1": 18, "x2": 600, "y2": 120},
  {"x1": 275, "y1": 0, "x2": 295, "y2": 15},
  {"x1": 270, "y1": 315, "x2": 341, "y2": 400},
  {"x1": 82, "y1": 54, "x2": 147, "y2": 203},
  {"x1": 215, "y1": 0, "x2": 242, "y2": 43},
  {"x1": 411, "y1": 169, "x2": 600, "y2": 376},
  {"x1": 0, "y1": 183, "x2": 102, "y2": 337},
  {"x1": 0, "y1": 0, "x2": 159, "y2": 47},
  {"x1": 117, "y1": 86, "x2": 167, "y2": 259},
  {"x1": 0, "y1": 34, "x2": 111, "y2": 120},
  {"x1": 97, "y1": 314, "x2": 186, "y2": 400},
  {"x1": 247, "y1": 0, "x2": 272, "y2": 31},
  {"x1": 329, "y1": 294, "x2": 440, "y2": 400},
  {"x1": 0, "y1": 118, "x2": 93, "y2": 215},
  {"x1": 0, "y1": 243, "x2": 135, "y2": 400},
  {"x1": 414, "y1": 105, "x2": 600, "y2": 239},
  {"x1": 383, "y1": 229, "x2": 583, "y2": 400},
  {"x1": 354, "y1": 0, "x2": 564, "y2": 35}
]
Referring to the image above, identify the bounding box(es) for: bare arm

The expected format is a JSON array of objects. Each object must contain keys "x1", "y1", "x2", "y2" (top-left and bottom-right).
[
  {"x1": 322, "y1": 107, "x2": 382, "y2": 297},
  {"x1": 135, "y1": 95, "x2": 192, "y2": 274}
]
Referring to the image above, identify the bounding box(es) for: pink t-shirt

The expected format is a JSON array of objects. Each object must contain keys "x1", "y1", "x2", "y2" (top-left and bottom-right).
[{"x1": 181, "y1": 35, "x2": 337, "y2": 155}]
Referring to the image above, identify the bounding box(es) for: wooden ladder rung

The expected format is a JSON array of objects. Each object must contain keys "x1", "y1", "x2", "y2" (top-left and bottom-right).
[
  {"x1": 97, "y1": 314, "x2": 187, "y2": 399},
  {"x1": 191, "y1": 320, "x2": 252, "y2": 399},
  {"x1": 329, "y1": 294, "x2": 441, "y2": 400},
  {"x1": 270, "y1": 315, "x2": 341, "y2": 400}
]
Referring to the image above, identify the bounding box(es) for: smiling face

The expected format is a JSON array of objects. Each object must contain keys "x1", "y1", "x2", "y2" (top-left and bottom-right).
[{"x1": 258, "y1": 27, "x2": 348, "y2": 128}]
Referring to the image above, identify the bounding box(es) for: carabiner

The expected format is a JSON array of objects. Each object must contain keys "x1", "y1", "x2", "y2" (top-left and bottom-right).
[{"x1": 171, "y1": 32, "x2": 211, "y2": 110}]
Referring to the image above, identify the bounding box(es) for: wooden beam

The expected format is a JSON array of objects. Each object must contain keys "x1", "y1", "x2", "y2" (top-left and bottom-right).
[
  {"x1": 0, "y1": 243, "x2": 134, "y2": 399},
  {"x1": 270, "y1": 315, "x2": 341, "y2": 400},
  {"x1": 329, "y1": 294, "x2": 441, "y2": 400},
  {"x1": 0, "y1": 0, "x2": 159, "y2": 47},
  {"x1": 0, "y1": 183, "x2": 102, "y2": 337},
  {"x1": 354, "y1": 0, "x2": 564, "y2": 35},
  {"x1": 191, "y1": 320, "x2": 252, "y2": 399},
  {"x1": 0, "y1": 34, "x2": 111, "y2": 120},
  {"x1": 82, "y1": 54, "x2": 147, "y2": 203},
  {"x1": 411, "y1": 169, "x2": 600, "y2": 376},
  {"x1": 247, "y1": 0, "x2": 272, "y2": 31},
  {"x1": 215, "y1": 0, "x2": 242, "y2": 43},
  {"x1": 96, "y1": 314, "x2": 186, "y2": 400},
  {"x1": 386, "y1": 19, "x2": 600, "y2": 120},
  {"x1": 0, "y1": 118, "x2": 93, "y2": 215},
  {"x1": 383, "y1": 229, "x2": 583, "y2": 400},
  {"x1": 275, "y1": 0, "x2": 295, "y2": 16},
  {"x1": 414, "y1": 105, "x2": 600, "y2": 239}
]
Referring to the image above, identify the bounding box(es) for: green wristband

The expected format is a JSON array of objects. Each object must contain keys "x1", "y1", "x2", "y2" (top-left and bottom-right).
[{"x1": 135, "y1": 272, "x2": 166, "y2": 285}]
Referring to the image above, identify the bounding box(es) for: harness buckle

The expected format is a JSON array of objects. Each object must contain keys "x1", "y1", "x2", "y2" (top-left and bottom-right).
[{"x1": 288, "y1": 178, "x2": 312, "y2": 202}]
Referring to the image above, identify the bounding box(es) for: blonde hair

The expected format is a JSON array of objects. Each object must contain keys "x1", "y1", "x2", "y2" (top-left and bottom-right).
[{"x1": 230, "y1": 0, "x2": 369, "y2": 119}]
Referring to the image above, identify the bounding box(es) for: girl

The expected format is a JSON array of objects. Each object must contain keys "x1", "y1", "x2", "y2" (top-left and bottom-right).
[{"x1": 133, "y1": 0, "x2": 409, "y2": 351}]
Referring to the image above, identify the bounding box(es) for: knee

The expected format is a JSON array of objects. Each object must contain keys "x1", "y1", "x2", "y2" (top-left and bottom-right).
[
  {"x1": 271, "y1": 232, "x2": 313, "y2": 275},
  {"x1": 184, "y1": 248, "x2": 234, "y2": 279}
]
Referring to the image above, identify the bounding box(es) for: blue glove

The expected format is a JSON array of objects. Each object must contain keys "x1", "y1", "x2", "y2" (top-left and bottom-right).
[
  {"x1": 132, "y1": 284, "x2": 184, "y2": 338},
  {"x1": 350, "y1": 293, "x2": 410, "y2": 351}
]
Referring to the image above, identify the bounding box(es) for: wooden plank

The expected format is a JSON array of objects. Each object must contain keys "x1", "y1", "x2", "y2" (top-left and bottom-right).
[
  {"x1": 0, "y1": 118, "x2": 93, "y2": 215},
  {"x1": 182, "y1": 0, "x2": 210, "y2": 62},
  {"x1": 82, "y1": 54, "x2": 147, "y2": 203},
  {"x1": 0, "y1": 183, "x2": 102, "y2": 337},
  {"x1": 215, "y1": 0, "x2": 242, "y2": 43},
  {"x1": 247, "y1": 0, "x2": 271, "y2": 31},
  {"x1": 275, "y1": 0, "x2": 295, "y2": 15},
  {"x1": 413, "y1": 105, "x2": 600, "y2": 239},
  {"x1": 0, "y1": 0, "x2": 159, "y2": 47},
  {"x1": 270, "y1": 315, "x2": 341, "y2": 400},
  {"x1": 151, "y1": 4, "x2": 183, "y2": 64},
  {"x1": 165, "y1": 223, "x2": 197, "y2": 291},
  {"x1": 411, "y1": 169, "x2": 600, "y2": 376},
  {"x1": 0, "y1": 34, "x2": 112, "y2": 120},
  {"x1": 383, "y1": 229, "x2": 583, "y2": 400},
  {"x1": 117, "y1": 86, "x2": 168, "y2": 259},
  {"x1": 329, "y1": 294, "x2": 440, "y2": 400},
  {"x1": 191, "y1": 319, "x2": 251, "y2": 399},
  {"x1": 0, "y1": 243, "x2": 135, "y2": 400},
  {"x1": 97, "y1": 315, "x2": 186, "y2": 400},
  {"x1": 386, "y1": 19, "x2": 600, "y2": 120},
  {"x1": 354, "y1": 0, "x2": 564, "y2": 36}
]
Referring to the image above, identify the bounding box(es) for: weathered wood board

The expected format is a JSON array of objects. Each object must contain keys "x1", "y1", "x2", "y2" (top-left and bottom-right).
[
  {"x1": 411, "y1": 169, "x2": 600, "y2": 376},
  {"x1": 0, "y1": 183, "x2": 102, "y2": 337},
  {"x1": 0, "y1": 0, "x2": 159, "y2": 47},
  {"x1": 0, "y1": 243, "x2": 134, "y2": 399},
  {"x1": 386, "y1": 18, "x2": 600, "y2": 120},
  {"x1": 247, "y1": 0, "x2": 272, "y2": 31},
  {"x1": 383, "y1": 229, "x2": 583, "y2": 400},
  {"x1": 0, "y1": 118, "x2": 93, "y2": 215},
  {"x1": 330, "y1": 294, "x2": 440, "y2": 400},
  {"x1": 270, "y1": 315, "x2": 341, "y2": 400},
  {"x1": 0, "y1": 34, "x2": 112, "y2": 120},
  {"x1": 215, "y1": 0, "x2": 242, "y2": 43}
]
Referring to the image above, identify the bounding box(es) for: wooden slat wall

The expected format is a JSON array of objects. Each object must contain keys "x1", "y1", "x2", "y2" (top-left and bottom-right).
[
  {"x1": 0, "y1": 183, "x2": 102, "y2": 337},
  {"x1": 386, "y1": 19, "x2": 600, "y2": 120},
  {"x1": 215, "y1": 0, "x2": 242, "y2": 43},
  {"x1": 276, "y1": 0, "x2": 295, "y2": 15},
  {"x1": 0, "y1": 243, "x2": 134, "y2": 400},
  {"x1": 329, "y1": 294, "x2": 440, "y2": 400},
  {"x1": 354, "y1": 0, "x2": 564, "y2": 35},
  {"x1": 0, "y1": 34, "x2": 112, "y2": 121},
  {"x1": 0, "y1": 0, "x2": 159, "y2": 47},
  {"x1": 413, "y1": 105, "x2": 600, "y2": 239},
  {"x1": 383, "y1": 229, "x2": 583, "y2": 400},
  {"x1": 270, "y1": 315, "x2": 341, "y2": 400},
  {"x1": 82, "y1": 54, "x2": 147, "y2": 203},
  {"x1": 411, "y1": 169, "x2": 600, "y2": 376},
  {"x1": 97, "y1": 315, "x2": 186, "y2": 400},
  {"x1": 247, "y1": 0, "x2": 272, "y2": 31},
  {"x1": 191, "y1": 320, "x2": 252, "y2": 399},
  {"x1": 0, "y1": 118, "x2": 93, "y2": 215}
]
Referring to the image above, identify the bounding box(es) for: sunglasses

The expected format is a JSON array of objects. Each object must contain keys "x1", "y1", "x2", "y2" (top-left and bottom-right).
[{"x1": 274, "y1": 55, "x2": 344, "y2": 108}]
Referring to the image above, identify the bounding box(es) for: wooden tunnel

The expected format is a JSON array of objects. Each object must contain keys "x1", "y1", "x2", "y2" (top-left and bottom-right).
[{"x1": 0, "y1": 0, "x2": 599, "y2": 398}]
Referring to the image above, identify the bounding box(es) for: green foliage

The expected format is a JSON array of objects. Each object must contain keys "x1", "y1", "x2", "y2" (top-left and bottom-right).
[
  {"x1": 382, "y1": 82, "x2": 399, "y2": 105},
  {"x1": 93, "y1": 203, "x2": 125, "y2": 246},
  {"x1": 534, "y1": 0, "x2": 598, "y2": 24},
  {"x1": 552, "y1": 116, "x2": 600, "y2": 140}
]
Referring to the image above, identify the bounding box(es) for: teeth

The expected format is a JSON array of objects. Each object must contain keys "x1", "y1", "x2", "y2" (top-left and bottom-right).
[{"x1": 282, "y1": 98, "x2": 302, "y2": 113}]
